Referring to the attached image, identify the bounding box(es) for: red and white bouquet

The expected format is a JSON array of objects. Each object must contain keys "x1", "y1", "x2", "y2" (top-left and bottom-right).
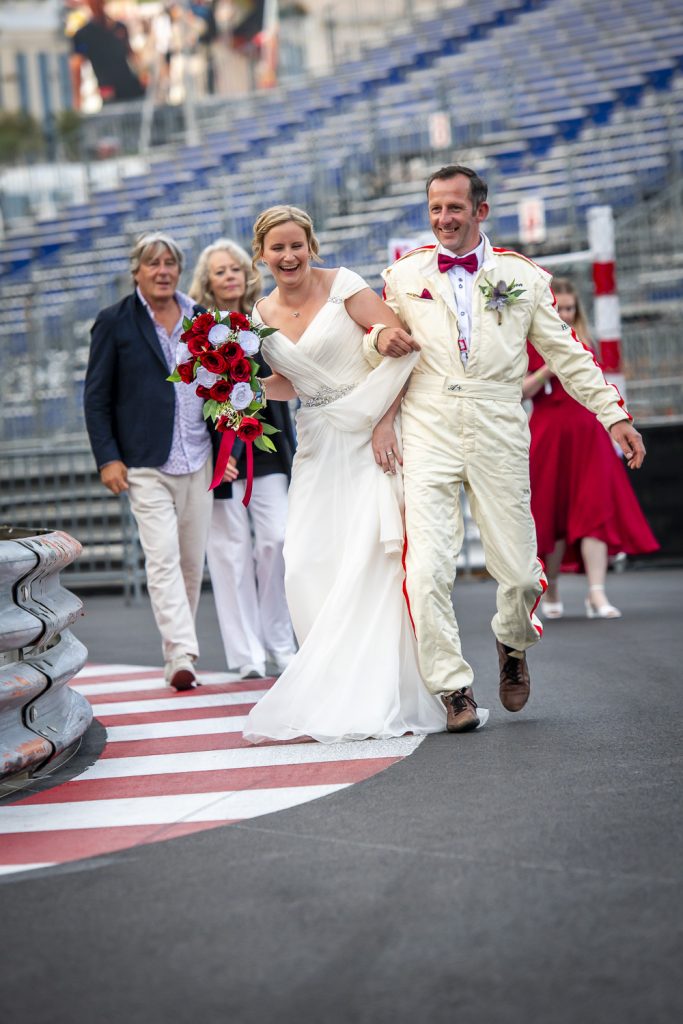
[{"x1": 168, "y1": 309, "x2": 279, "y2": 503}]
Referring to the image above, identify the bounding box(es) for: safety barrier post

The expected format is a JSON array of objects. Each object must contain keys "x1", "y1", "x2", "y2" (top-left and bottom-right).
[
  {"x1": 587, "y1": 205, "x2": 626, "y2": 398},
  {"x1": 0, "y1": 527, "x2": 91, "y2": 781}
]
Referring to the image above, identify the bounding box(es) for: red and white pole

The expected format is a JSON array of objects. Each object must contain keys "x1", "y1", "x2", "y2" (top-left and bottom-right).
[{"x1": 587, "y1": 205, "x2": 625, "y2": 396}]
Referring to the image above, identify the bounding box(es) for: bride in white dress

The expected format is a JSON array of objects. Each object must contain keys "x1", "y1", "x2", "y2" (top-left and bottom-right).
[{"x1": 242, "y1": 205, "x2": 447, "y2": 743}]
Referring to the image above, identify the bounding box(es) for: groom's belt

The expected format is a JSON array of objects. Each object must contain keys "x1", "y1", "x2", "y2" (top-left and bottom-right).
[{"x1": 407, "y1": 375, "x2": 522, "y2": 403}]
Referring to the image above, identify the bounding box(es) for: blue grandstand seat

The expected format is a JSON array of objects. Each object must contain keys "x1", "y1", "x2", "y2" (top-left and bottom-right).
[
  {"x1": 5, "y1": 250, "x2": 32, "y2": 278},
  {"x1": 2, "y1": 0, "x2": 683, "y2": 377}
]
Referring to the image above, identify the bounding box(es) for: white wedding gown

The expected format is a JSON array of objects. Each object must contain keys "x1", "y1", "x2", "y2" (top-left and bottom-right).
[{"x1": 243, "y1": 268, "x2": 447, "y2": 743}]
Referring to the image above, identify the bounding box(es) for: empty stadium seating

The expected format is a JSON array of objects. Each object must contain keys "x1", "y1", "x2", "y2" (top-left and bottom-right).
[{"x1": 1, "y1": 0, "x2": 682, "y2": 447}]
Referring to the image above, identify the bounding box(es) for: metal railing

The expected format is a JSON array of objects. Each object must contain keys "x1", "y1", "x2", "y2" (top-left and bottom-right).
[
  {"x1": 0, "y1": 443, "x2": 144, "y2": 601},
  {"x1": 2, "y1": 15, "x2": 682, "y2": 435},
  {"x1": 615, "y1": 174, "x2": 683, "y2": 419}
]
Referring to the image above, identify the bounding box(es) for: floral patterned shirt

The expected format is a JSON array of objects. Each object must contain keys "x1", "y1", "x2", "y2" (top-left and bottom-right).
[{"x1": 136, "y1": 287, "x2": 211, "y2": 475}]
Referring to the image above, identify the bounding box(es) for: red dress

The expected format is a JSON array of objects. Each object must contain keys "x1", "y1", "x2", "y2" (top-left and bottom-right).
[{"x1": 527, "y1": 343, "x2": 659, "y2": 571}]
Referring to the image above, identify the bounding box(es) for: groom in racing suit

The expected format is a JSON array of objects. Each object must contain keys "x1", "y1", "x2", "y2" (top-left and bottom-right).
[{"x1": 365, "y1": 164, "x2": 645, "y2": 732}]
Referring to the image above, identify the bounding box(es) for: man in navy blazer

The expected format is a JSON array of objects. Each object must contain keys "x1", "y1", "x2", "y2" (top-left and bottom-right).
[{"x1": 84, "y1": 232, "x2": 213, "y2": 690}]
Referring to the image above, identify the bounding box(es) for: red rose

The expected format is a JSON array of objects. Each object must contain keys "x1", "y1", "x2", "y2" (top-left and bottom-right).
[
  {"x1": 237, "y1": 416, "x2": 264, "y2": 441},
  {"x1": 210, "y1": 379, "x2": 231, "y2": 402},
  {"x1": 196, "y1": 384, "x2": 212, "y2": 399},
  {"x1": 222, "y1": 342, "x2": 244, "y2": 362},
  {"x1": 187, "y1": 334, "x2": 211, "y2": 357},
  {"x1": 177, "y1": 359, "x2": 196, "y2": 383},
  {"x1": 230, "y1": 357, "x2": 252, "y2": 382},
  {"x1": 199, "y1": 349, "x2": 229, "y2": 374},
  {"x1": 182, "y1": 312, "x2": 216, "y2": 351},
  {"x1": 190, "y1": 312, "x2": 216, "y2": 336},
  {"x1": 216, "y1": 415, "x2": 233, "y2": 433},
  {"x1": 229, "y1": 311, "x2": 251, "y2": 331}
]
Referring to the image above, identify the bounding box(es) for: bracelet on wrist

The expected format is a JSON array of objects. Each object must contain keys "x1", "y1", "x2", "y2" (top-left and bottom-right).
[{"x1": 369, "y1": 323, "x2": 387, "y2": 352}]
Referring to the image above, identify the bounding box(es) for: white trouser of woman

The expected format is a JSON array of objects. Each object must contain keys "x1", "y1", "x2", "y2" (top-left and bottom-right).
[
  {"x1": 127, "y1": 459, "x2": 213, "y2": 664},
  {"x1": 207, "y1": 473, "x2": 295, "y2": 670}
]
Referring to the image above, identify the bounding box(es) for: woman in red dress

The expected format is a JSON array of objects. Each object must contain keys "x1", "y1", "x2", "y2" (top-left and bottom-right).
[{"x1": 523, "y1": 278, "x2": 658, "y2": 619}]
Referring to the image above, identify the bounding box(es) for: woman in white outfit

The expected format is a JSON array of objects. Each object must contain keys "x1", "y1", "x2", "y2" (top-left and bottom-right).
[
  {"x1": 189, "y1": 239, "x2": 297, "y2": 678},
  {"x1": 242, "y1": 206, "x2": 466, "y2": 743}
]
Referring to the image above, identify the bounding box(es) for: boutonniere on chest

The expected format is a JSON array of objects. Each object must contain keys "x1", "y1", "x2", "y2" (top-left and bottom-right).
[{"x1": 479, "y1": 279, "x2": 526, "y2": 324}]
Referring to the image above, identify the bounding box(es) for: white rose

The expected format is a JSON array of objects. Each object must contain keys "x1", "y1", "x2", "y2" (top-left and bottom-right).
[
  {"x1": 208, "y1": 323, "x2": 231, "y2": 345},
  {"x1": 195, "y1": 366, "x2": 219, "y2": 388},
  {"x1": 175, "y1": 342, "x2": 191, "y2": 364},
  {"x1": 238, "y1": 330, "x2": 260, "y2": 356},
  {"x1": 230, "y1": 382, "x2": 254, "y2": 410}
]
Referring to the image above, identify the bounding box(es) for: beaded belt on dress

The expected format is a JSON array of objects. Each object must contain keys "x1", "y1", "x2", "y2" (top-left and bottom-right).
[{"x1": 301, "y1": 382, "x2": 358, "y2": 408}]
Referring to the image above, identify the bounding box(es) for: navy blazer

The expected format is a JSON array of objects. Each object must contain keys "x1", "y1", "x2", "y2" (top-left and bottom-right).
[{"x1": 84, "y1": 291, "x2": 206, "y2": 469}]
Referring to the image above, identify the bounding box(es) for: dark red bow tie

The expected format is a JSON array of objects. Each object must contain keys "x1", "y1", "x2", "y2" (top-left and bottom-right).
[{"x1": 438, "y1": 252, "x2": 479, "y2": 274}]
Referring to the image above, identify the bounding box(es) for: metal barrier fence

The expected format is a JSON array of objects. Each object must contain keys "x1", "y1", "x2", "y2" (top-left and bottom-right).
[
  {"x1": 1, "y1": 58, "x2": 682, "y2": 437},
  {"x1": 0, "y1": 444, "x2": 144, "y2": 601},
  {"x1": 615, "y1": 174, "x2": 683, "y2": 420},
  {"x1": 0, "y1": 526, "x2": 91, "y2": 780},
  {"x1": 0, "y1": 293, "x2": 101, "y2": 443},
  {"x1": 526, "y1": 243, "x2": 683, "y2": 422}
]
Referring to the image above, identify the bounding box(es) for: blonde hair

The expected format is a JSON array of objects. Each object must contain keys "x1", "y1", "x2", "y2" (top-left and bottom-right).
[
  {"x1": 188, "y1": 238, "x2": 261, "y2": 314},
  {"x1": 130, "y1": 232, "x2": 183, "y2": 278},
  {"x1": 251, "y1": 205, "x2": 321, "y2": 266},
  {"x1": 552, "y1": 277, "x2": 593, "y2": 346}
]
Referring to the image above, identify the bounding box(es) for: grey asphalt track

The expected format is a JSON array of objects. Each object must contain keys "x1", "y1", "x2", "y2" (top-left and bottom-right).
[{"x1": 2, "y1": 567, "x2": 681, "y2": 1024}]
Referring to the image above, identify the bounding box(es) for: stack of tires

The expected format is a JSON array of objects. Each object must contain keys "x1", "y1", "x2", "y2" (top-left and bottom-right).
[{"x1": 0, "y1": 527, "x2": 91, "y2": 781}]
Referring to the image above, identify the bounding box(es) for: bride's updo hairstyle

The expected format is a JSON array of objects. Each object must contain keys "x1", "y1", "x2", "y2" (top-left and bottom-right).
[{"x1": 252, "y1": 205, "x2": 322, "y2": 267}]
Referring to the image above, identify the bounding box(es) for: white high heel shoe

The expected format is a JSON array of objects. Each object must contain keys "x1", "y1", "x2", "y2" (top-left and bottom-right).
[
  {"x1": 541, "y1": 599, "x2": 564, "y2": 619},
  {"x1": 584, "y1": 585, "x2": 622, "y2": 619}
]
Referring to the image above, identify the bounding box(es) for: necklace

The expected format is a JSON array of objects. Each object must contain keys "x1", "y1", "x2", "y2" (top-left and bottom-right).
[{"x1": 291, "y1": 311, "x2": 300, "y2": 317}]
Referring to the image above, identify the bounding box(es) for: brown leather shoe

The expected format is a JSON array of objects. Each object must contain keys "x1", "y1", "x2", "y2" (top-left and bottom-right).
[
  {"x1": 496, "y1": 640, "x2": 530, "y2": 712},
  {"x1": 441, "y1": 686, "x2": 480, "y2": 732},
  {"x1": 165, "y1": 656, "x2": 198, "y2": 692}
]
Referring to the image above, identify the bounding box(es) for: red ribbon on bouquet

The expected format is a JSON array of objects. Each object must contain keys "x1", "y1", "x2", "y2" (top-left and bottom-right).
[
  {"x1": 210, "y1": 428, "x2": 236, "y2": 490},
  {"x1": 243, "y1": 441, "x2": 254, "y2": 505},
  {"x1": 209, "y1": 427, "x2": 255, "y2": 507}
]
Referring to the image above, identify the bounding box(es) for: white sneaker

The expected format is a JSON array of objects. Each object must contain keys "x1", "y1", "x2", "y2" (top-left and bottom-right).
[
  {"x1": 269, "y1": 650, "x2": 296, "y2": 674},
  {"x1": 164, "y1": 655, "x2": 198, "y2": 691},
  {"x1": 239, "y1": 662, "x2": 265, "y2": 679}
]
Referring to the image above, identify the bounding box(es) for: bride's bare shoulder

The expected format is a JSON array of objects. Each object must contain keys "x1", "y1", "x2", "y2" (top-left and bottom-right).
[
  {"x1": 316, "y1": 267, "x2": 341, "y2": 284},
  {"x1": 255, "y1": 292, "x2": 278, "y2": 323}
]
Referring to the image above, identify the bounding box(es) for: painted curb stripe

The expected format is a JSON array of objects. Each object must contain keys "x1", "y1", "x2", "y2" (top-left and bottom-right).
[
  {"x1": 18, "y1": 758, "x2": 401, "y2": 804},
  {"x1": 0, "y1": 785, "x2": 349, "y2": 832},
  {"x1": 0, "y1": 664, "x2": 424, "y2": 872},
  {"x1": 90, "y1": 690, "x2": 271, "y2": 714},
  {"x1": 0, "y1": 822, "x2": 232, "y2": 865}
]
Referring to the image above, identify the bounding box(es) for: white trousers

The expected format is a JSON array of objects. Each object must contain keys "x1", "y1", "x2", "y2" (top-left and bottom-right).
[
  {"x1": 207, "y1": 473, "x2": 295, "y2": 669},
  {"x1": 127, "y1": 459, "x2": 212, "y2": 663},
  {"x1": 401, "y1": 377, "x2": 547, "y2": 696}
]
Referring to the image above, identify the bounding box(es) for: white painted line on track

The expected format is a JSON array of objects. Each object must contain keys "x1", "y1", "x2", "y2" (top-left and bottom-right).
[
  {"x1": 0, "y1": 863, "x2": 55, "y2": 875},
  {"x1": 90, "y1": 690, "x2": 272, "y2": 716},
  {"x1": 77, "y1": 735, "x2": 422, "y2": 780},
  {"x1": 74, "y1": 664, "x2": 151, "y2": 678},
  {"x1": 105, "y1": 716, "x2": 249, "y2": 741},
  {"x1": 72, "y1": 674, "x2": 245, "y2": 697},
  {"x1": 73, "y1": 678, "x2": 179, "y2": 696},
  {"x1": 0, "y1": 785, "x2": 348, "y2": 832}
]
